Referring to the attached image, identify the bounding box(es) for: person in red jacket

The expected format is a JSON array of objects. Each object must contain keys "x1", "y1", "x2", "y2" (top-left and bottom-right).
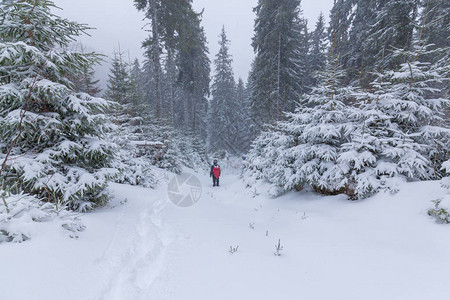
[{"x1": 210, "y1": 160, "x2": 221, "y2": 187}]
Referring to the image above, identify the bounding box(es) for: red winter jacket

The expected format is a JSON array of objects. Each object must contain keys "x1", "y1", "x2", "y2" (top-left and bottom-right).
[{"x1": 211, "y1": 165, "x2": 221, "y2": 178}]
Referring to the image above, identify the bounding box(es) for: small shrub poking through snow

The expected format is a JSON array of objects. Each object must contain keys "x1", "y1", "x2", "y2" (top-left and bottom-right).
[
  {"x1": 442, "y1": 177, "x2": 450, "y2": 192},
  {"x1": 274, "y1": 239, "x2": 284, "y2": 256},
  {"x1": 428, "y1": 199, "x2": 450, "y2": 224},
  {"x1": 229, "y1": 245, "x2": 239, "y2": 254}
]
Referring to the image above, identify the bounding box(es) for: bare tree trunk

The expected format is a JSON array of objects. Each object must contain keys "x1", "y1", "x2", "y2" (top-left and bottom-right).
[
  {"x1": 167, "y1": 49, "x2": 175, "y2": 126},
  {"x1": 415, "y1": 0, "x2": 430, "y2": 61},
  {"x1": 192, "y1": 85, "x2": 197, "y2": 134},
  {"x1": 184, "y1": 91, "x2": 191, "y2": 132},
  {"x1": 151, "y1": 0, "x2": 163, "y2": 119},
  {"x1": 276, "y1": 32, "x2": 281, "y2": 121}
]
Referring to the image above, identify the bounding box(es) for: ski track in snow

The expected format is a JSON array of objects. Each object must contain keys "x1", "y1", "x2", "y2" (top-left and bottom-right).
[
  {"x1": 92, "y1": 162, "x2": 256, "y2": 300},
  {"x1": 94, "y1": 185, "x2": 175, "y2": 300}
]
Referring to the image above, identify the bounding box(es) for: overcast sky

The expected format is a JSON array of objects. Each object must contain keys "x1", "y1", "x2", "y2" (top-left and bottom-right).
[{"x1": 53, "y1": 0, "x2": 334, "y2": 86}]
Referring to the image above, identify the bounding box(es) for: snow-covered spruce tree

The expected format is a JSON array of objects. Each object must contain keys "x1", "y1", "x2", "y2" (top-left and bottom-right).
[
  {"x1": 161, "y1": 49, "x2": 178, "y2": 126},
  {"x1": 152, "y1": 126, "x2": 182, "y2": 174},
  {"x1": 175, "y1": 131, "x2": 208, "y2": 170},
  {"x1": 373, "y1": 46, "x2": 449, "y2": 177},
  {"x1": 104, "y1": 56, "x2": 170, "y2": 185},
  {"x1": 235, "y1": 78, "x2": 253, "y2": 153},
  {"x1": 69, "y1": 44, "x2": 101, "y2": 96},
  {"x1": 327, "y1": 0, "x2": 356, "y2": 84},
  {"x1": 419, "y1": 0, "x2": 450, "y2": 101},
  {"x1": 136, "y1": 0, "x2": 211, "y2": 138},
  {"x1": 243, "y1": 127, "x2": 282, "y2": 187},
  {"x1": 176, "y1": 9, "x2": 211, "y2": 139},
  {"x1": 245, "y1": 59, "x2": 357, "y2": 197},
  {"x1": 279, "y1": 62, "x2": 357, "y2": 196},
  {"x1": 346, "y1": 1, "x2": 380, "y2": 87},
  {"x1": 244, "y1": 123, "x2": 299, "y2": 196},
  {"x1": 339, "y1": 44, "x2": 449, "y2": 199},
  {"x1": 0, "y1": 0, "x2": 115, "y2": 210},
  {"x1": 363, "y1": 0, "x2": 419, "y2": 74},
  {"x1": 107, "y1": 103, "x2": 157, "y2": 189},
  {"x1": 337, "y1": 95, "x2": 409, "y2": 199},
  {"x1": 70, "y1": 63, "x2": 101, "y2": 97},
  {"x1": 331, "y1": 0, "x2": 396, "y2": 86},
  {"x1": 251, "y1": 0, "x2": 308, "y2": 127},
  {"x1": 141, "y1": 52, "x2": 157, "y2": 111},
  {"x1": 308, "y1": 13, "x2": 328, "y2": 88},
  {"x1": 148, "y1": 126, "x2": 209, "y2": 174},
  {"x1": 208, "y1": 27, "x2": 238, "y2": 154},
  {"x1": 134, "y1": 0, "x2": 163, "y2": 119},
  {"x1": 104, "y1": 49, "x2": 187, "y2": 177},
  {"x1": 329, "y1": 0, "x2": 421, "y2": 87},
  {"x1": 129, "y1": 58, "x2": 145, "y2": 107},
  {"x1": 105, "y1": 50, "x2": 132, "y2": 105},
  {"x1": 420, "y1": 0, "x2": 449, "y2": 63}
]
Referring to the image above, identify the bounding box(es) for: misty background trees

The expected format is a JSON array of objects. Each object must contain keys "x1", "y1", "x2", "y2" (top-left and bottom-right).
[{"x1": 101, "y1": 0, "x2": 448, "y2": 200}]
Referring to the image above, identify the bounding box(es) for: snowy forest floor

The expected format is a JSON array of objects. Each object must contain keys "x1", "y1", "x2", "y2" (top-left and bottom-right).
[{"x1": 1, "y1": 160, "x2": 450, "y2": 300}]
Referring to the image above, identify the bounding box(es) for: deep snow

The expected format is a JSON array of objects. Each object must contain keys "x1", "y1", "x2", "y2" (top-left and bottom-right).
[{"x1": 1, "y1": 160, "x2": 450, "y2": 300}]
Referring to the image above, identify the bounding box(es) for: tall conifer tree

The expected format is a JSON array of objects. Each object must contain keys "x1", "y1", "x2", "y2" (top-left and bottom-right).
[
  {"x1": 135, "y1": 0, "x2": 210, "y2": 138},
  {"x1": 208, "y1": 27, "x2": 237, "y2": 154},
  {"x1": 105, "y1": 51, "x2": 131, "y2": 104},
  {"x1": 308, "y1": 13, "x2": 328, "y2": 88},
  {"x1": 329, "y1": 0, "x2": 421, "y2": 86},
  {"x1": 251, "y1": 0, "x2": 307, "y2": 127},
  {"x1": 364, "y1": 0, "x2": 419, "y2": 72},
  {"x1": 235, "y1": 78, "x2": 253, "y2": 153}
]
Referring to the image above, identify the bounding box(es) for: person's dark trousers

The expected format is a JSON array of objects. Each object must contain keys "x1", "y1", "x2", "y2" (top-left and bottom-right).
[{"x1": 213, "y1": 176, "x2": 219, "y2": 187}]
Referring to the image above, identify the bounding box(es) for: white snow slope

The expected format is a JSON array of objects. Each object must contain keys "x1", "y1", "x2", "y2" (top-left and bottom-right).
[{"x1": 1, "y1": 159, "x2": 450, "y2": 300}]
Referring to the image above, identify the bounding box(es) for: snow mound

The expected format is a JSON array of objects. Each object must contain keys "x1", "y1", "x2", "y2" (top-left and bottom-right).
[{"x1": 0, "y1": 192, "x2": 85, "y2": 243}]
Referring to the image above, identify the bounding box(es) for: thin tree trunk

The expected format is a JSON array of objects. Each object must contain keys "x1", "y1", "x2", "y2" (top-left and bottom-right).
[
  {"x1": 192, "y1": 85, "x2": 197, "y2": 134},
  {"x1": 21, "y1": 0, "x2": 38, "y2": 45},
  {"x1": 167, "y1": 49, "x2": 175, "y2": 126},
  {"x1": 415, "y1": 0, "x2": 430, "y2": 61},
  {"x1": 276, "y1": 32, "x2": 281, "y2": 121},
  {"x1": 151, "y1": 0, "x2": 162, "y2": 119}
]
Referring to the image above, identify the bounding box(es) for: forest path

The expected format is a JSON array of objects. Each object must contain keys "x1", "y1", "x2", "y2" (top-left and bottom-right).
[
  {"x1": 96, "y1": 160, "x2": 313, "y2": 300},
  {"x1": 108, "y1": 159, "x2": 450, "y2": 300},
  {"x1": 93, "y1": 182, "x2": 175, "y2": 300},
  {"x1": 2, "y1": 160, "x2": 449, "y2": 300}
]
